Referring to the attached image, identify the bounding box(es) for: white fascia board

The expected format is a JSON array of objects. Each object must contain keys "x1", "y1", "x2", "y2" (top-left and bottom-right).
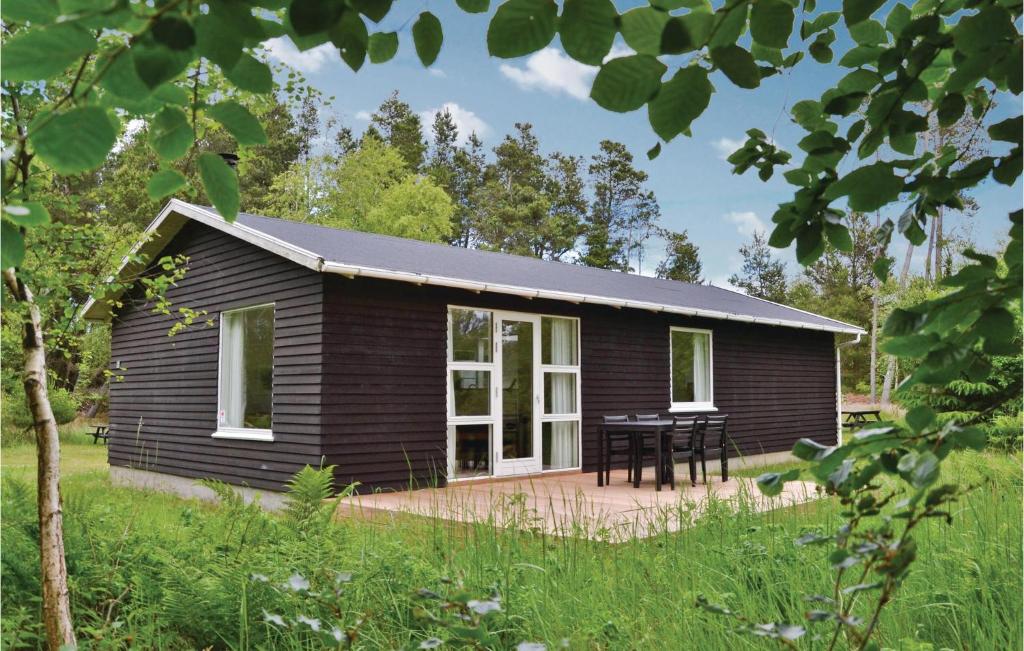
[{"x1": 321, "y1": 261, "x2": 865, "y2": 335}]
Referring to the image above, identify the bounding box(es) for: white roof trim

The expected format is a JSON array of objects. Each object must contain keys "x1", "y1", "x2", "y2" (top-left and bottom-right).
[{"x1": 81, "y1": 200, "x2": 866, "y2": 335}]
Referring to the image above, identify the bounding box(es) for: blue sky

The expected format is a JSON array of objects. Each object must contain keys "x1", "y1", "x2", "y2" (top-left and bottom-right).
[{"x1": 262, "y1": 1, "x2": 1020, "y2": 286}]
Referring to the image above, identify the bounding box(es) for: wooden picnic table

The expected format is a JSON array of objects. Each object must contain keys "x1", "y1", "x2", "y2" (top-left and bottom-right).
[
  {"x1": 841, "y1": 409, "x2": 882, "y2": 428},
  {"x1": 598, "y1": 419, "x2": 676, "y2": 492}
]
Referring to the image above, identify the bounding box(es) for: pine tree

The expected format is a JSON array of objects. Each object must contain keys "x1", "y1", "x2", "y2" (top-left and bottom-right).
[
  {"x1": 655, "y1": 228, "x2": 703, "y2": 283},
  {"x1": 582, "y1": 140, "x2": 660, "y2": 271},
  {"x1": 370, "y1": 90, "x2": 427, "y2": 172},
  {"x1": 728, "y1": 231, "x2": 788, "y2": 302}
]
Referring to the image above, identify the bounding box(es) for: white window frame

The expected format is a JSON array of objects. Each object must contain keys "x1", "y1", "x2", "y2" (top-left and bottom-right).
[
  {"x1": 539, "y1": 315, "x2": 582, "y2": 472},
  {"x1": 445, "y1": 306, "x2": 583, "y2": 480},
  {"x1": 669, "y1": 326, "x2": 716, "y2": 413},
  {"x1": 213, "y1": 303, "x2": 275, "y2": 442}
]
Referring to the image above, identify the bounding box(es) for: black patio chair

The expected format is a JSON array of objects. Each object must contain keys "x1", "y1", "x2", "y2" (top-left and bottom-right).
[
  {"x1": 603, "y1": 415, "x2": 635, "y2": 485},
  {"x1": 695, "y1": 415, "x2": 730, "y2": 483},
  {"x1": 631, "y1": 414, "x2": 672, "y2": 487},
  {"x1": 665, "y1": 415, "x2": 701, "y2": 489}
]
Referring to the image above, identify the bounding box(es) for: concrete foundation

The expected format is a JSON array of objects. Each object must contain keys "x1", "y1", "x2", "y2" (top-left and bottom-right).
[{"x1": 109, "y1": 466, "x2": 287, "y2": 511}]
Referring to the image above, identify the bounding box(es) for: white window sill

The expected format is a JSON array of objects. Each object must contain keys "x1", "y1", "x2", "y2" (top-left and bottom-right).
[
  {"x1": 669, "y1": 404, "x2": 717, "y2": 413},
  {"x1": 212, "y1": 428, "x2": 274, "y2": 442}
]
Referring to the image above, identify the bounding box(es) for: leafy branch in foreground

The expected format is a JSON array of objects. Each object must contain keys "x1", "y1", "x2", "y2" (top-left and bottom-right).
[{"x1": 741, "y1": 211, "x2": 1021, "y2": 649}]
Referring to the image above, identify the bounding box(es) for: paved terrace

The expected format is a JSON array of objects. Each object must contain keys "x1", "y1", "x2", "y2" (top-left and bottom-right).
[{"x1": 336, "y1": 469, "x2": 822, "y2": 543}]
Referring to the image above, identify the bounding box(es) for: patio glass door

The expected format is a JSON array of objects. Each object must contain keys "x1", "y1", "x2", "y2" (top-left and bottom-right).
[{"x1": 493, "y1": 313, "x2": 542, "y2": 476}]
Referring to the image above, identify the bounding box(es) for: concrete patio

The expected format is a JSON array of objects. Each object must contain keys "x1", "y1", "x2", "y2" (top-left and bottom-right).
[{"x1": 336, "y1": 468, "x2": 822, "y2": 542}]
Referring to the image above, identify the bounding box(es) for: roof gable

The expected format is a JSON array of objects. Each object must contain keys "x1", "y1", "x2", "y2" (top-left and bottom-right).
[{"x1": 82, "y1": 199, "x2": 864, "y2": 335}]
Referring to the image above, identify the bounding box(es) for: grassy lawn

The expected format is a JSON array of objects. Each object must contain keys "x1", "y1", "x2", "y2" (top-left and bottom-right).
[{"x1": 2, "y1": 431, "x2": 1021, "y2": 650}]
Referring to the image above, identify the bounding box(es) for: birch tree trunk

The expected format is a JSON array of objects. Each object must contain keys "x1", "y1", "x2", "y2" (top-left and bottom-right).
[
  {"x1": 2, "y1": 269, "x2": 75, "y2": 650},
  {"x1": 869, "y1": 213, "x2": 881, "y2": 404},
  {"x1": 934, "y1": 206, "x2": 944, "y2": 281},
  {"x1": 881, "y1": 241, "x2": 916, "y2": 406}
]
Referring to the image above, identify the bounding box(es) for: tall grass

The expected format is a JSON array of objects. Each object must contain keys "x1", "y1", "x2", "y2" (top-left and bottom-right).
[{"x1": 1, "y1": 441, "x2": 1020, "y2": 650}]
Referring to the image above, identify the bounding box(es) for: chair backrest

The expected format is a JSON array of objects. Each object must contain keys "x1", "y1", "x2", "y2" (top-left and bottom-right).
[
  {"x1": 603, "y1": 415, "x2": 629, "y2": 423},
  {"x1": 699, "y1": 415, "x2": 729, "y2": 449},
  {"x1": 635, "y1": 413, "x2": 661, "y2": 421},
  {"x1": 672, "y1": 416, "x2": 700, "y2": 446}
]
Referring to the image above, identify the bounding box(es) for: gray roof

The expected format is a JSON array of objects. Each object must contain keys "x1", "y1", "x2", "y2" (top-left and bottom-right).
[{"x1": 82, "y1": 200, "x2": 864, "y2": 334}]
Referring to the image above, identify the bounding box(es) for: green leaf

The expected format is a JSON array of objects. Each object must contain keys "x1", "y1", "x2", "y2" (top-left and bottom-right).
[
  {"x1": 796, "y1": 226, "x2": 825, "y2": 264},
  {"x1": 2, "y1": 202, "x2": 50, "y2": 227},
  {"x1": 885, "y1": 3, "x2": 910, "y2": 36},
  {"x1": 368, "y1": 32, "x2": 399, "y2": 63},
  {"x1": 647, "y1": 142, "x2": 661, "y2": 160},
  {"x1": 330, "y1": 10, "x2": 369, "y2": 71},
  {"x1": 559, "y1": 0, "x2": 617, "y2": 66},
  {"x1": 289, "y1": 0, "x2": 344, "y2": 36},
  {"x1": 838, "y1": 69, "x2": 880, "y2": 94},
  {"x1": 710, "y1": 45, "x2": 760, "y2": 89},
  {"x1": 206, "y1": 101, "x2": 267, "y2": 146},
  {"x1": 456, "y1": 0, "x2": 490, "y2": 12},
  {"x1": 1, "y1": 0, "x2": 59, "y2": 24},
  {"x1": 487, "y1": 0, "x2": 557, "y2": 59},
  {"x1": 152, "y1": 16, "x2": 196, "y2": 51},
  {"x1": 905, "y1": 406, "x2": 935, "y2": 433},
  {"x1": 2, "y1": 22, "x2": 96, "y2": 82},
  {"x1": 708, "y1": 2, "x2": 748, "y2": 48},
  {"x1": 412, "y1": 11, "x2": 443, "y2": 66},
  {"x1": 590, "y1": 55, "x2": 666, "y2": 112},
  {"x1": 133, "y1": 40, "x2": 194, "y2": 89},
  {"x1": 792, "y1": 438, "x2": 834, "y2": 461},
  {"x1": 1, "y1": 221, "x2": 26, "y2": 268},
  {"x1": 937, "y1": 93, "x2": 966, "y2": 128},
  {"x1": 953, "y1": 5, "x2": 1015, "y2": 56},
  {"x1": 29, "y1": 106, "x2": 118, "y2": 175},
  {"x1": 825, "y1": 162, "x2": 903, "y2": 212},
  {"x1": 350, "y1": 0, "x2": 392, "y2": 22},
  {"x1": 146, "y1": 169, "x2": 189, "y2": 200},
  {"x1": 197, "y1": 152, "x2": 240, "y2": 222},
  {"x1": 647, "y1": 65, "x2": 713, "y2": 141},
  {"x1": 946, "y1": 427, "x2": 987, "y2": 451},
  {"x1": 908, "y1": 451, "x2": 940, "y2": 489},
  {"x1": 619, "y1": 7, "x2": 670, "y2": 56},
  {"x1": 843, "y1": 0, "x2": 884, "y2": 26},
  {"x1": 849, "y1": 19, "x2": 886, "y2": 46},
  {"x1": 750, "y1": 0, "x2": 793, "y2": 49},
  {"x1": 225, "y1": 54, "x2": 273, "y2": 93},
  {"x1": 838, "y1": 44, "x2": 882, "y2": 68},
  {"x1": 881, "y1": 334, "x2": 937, "y2": 357},
  {"x1": 975, "y1": 307, "x2": 1016, "y2": 350},
  {"x1": 989, "y1": 117, "x2": 1022, "y2": 145},
  {"x1": 148, "y1": 106, "x2": 193, "y2": 161},
  {"x1": 824, "y1": 222, "x2": 853, "y2": 252},
  {"x1": 195, "y1": 12, "x2": 243, "y2": 70},
  {"x1": 756, "y1": 469, "x2": 800, "y2": 497}
]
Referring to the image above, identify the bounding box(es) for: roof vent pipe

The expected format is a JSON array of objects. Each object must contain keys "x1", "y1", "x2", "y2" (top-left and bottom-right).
[{"x1": 218, "y1": 152, "x2": 240, "y2": 171}]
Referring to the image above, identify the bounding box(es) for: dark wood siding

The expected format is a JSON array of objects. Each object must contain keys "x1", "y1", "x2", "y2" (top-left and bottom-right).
[
  {"x1": 108, "y1": 221, "x2": 324, "y2": 491},
  {"x1": 110, "y1": 226, "x2": 836, "y2": 493},
  {"x1": 321, "y1": 277, "x2": 838, "y2": 491}
]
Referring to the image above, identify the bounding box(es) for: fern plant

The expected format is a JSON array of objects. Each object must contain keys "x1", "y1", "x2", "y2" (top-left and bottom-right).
[{"x1": 283, "y1": 464, "x2": 358, "y2": 527}]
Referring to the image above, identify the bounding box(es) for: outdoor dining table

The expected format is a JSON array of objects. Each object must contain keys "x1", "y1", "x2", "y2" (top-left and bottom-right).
[
  {"x1": 597, "y1": 419, "x2": 676, "y2": 492},
  {"x1": 841, "y1": 409, "x2": 883, "y2": 428}
]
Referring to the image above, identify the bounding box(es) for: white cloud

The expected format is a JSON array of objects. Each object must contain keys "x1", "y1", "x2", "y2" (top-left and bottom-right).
[
  {"x1": 725, "y1": 211, "x2": 766, "y2": 238},
  {"x1": 712, "y1": 137, "x2": 745, "y2": 160},
  {"x1": 113, "y1": 118, "x2": 146, "y2": 154},
  {"x1": 354, "y1": 110, "x2": 372, "y2": 121},
  {"x1": 498, "y1": 45, "x2": 632, "y2": 101},
  {"x1": 263, "y1": 37, "x2": 336, "y2": 73},
  {"x1": 419, "y1": 102, "x2": 490, "y2": 143},
  {"x1": 428, "y1": 68, "x2": 447, "y2": 78}
]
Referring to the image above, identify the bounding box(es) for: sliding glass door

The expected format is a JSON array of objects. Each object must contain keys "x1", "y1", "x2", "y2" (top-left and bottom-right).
[{"x1": 447, "y1": 307, "x2": 580, "y2": 480}]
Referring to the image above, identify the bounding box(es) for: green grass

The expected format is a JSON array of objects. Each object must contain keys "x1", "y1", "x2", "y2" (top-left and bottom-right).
[{"x1": 2, "y1": 435, "x2": 1021, "y2": 650}]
